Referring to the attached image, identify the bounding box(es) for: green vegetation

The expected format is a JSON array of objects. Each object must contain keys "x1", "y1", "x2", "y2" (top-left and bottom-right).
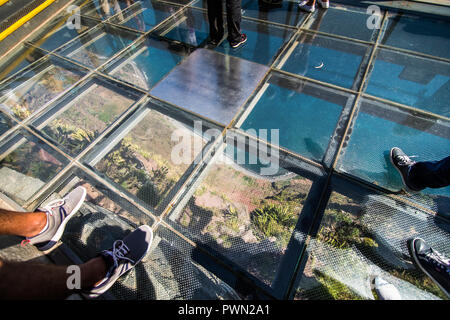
[
  {"x1": 2, "y1": 141, "x2": 63, "y2": 182},
  {"x1": 317, "y1": 208, "x2": 378, "y2": 249},
  {"x1": 42, "y1": 121, "x2": 97, "y2": 155},
  {"x1": 96, "y1": 138, "x2": 176, "y2": 208},
  {"x1": 309, "y1": 270, "x2": 364, "y2": 300},
  {"x1": 251, "y1": 203, "x2": 297, "y2": 247},
  {"x1": 390, "y1": 269, "x2": 448, "y2": 300}
]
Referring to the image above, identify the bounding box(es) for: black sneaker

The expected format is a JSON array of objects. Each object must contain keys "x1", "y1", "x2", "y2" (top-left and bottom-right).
[
  {"x1": 208, "y1": 37, "x2": 221, "y2": 46},
  {"x1": 230, "y1": 34, "x2": 247, "y2": 49},
  {"x1": 390, "y1": 147, "x2": 421, "y2": 192},
  {"x1": 83, "y1": 225, "x2": 153, "y2": 298},
  {"x1": 408, "y1": 238, "x2": 449, "y2": 298}
]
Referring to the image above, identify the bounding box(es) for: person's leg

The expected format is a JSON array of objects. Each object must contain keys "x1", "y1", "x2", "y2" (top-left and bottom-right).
[
  {"x1": 408, "y1": 156, "x2": 450, "y2": 190},
  {"x1": 0, "y1": 209, "x2": 46, "y2": 238},
  {"x1": 207, "y1": 0, "x2": 224, "y2": 42},
  {"x1": 226, "y1": 0, "x2": 242, "y2": 44},
  {"x1": 0, "y1": 256, "x2": 107, "y2": 299}
]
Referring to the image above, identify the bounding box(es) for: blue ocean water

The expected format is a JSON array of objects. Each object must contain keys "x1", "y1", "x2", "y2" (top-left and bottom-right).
[
  {"x1": 365, "y1": 52, "x2": 450, "y2": 117},
  {"x1": 338, "y1": 110, "x2": 450, "y2": 196},
  {"x1": 240, "y1": 83, "x2": 343, "y2": 162},
  {"x1": 281, "y1": 41, "x2": 365, "y2": 89}
]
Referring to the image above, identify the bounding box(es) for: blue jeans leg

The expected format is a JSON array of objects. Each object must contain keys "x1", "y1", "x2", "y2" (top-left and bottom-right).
[{"x1": 407, "y1": 156, "x2": 450, "y2": 190}]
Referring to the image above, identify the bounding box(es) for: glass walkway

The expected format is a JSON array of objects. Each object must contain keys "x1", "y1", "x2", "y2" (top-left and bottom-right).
[{"x1": 0, "y1": 0, "x2": 448, "y2": 300}]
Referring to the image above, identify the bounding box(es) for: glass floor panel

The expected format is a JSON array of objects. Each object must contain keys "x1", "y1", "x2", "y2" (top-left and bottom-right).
[
  {"x1": 336, "y1": 98, "x2": 450, "y2": 197},
  {"x1": 74, "y1": 0, "x2": 135, "y2": 20},
  {"x1": 214, "y1": 18, "x2": 295, "y2": 66},
  {"x1": 364, "y1": 48, "x2": 450, "y2": 117},
  {"x1": 239, "y1": 72, "x2": 353, "y2": 163},
  {"x1": 277, "y1": 32, "x2": 370, "y2": 90},
  {"x1": 151, "y1": 48, "x2": 268, "y2": 125},
  {"x1": 110, "y1": 1, "x2": 182, "y2": 33},
  {"x1": 0, "y1": 45, "x2": 45, "y2": 83},
  {"x1": 0, "y1": 130, "x2": 69, "y2": 205},
  {"x1": 61, "y1": 202, "x2": 239, "y2": 299},
  {"x1": 241, "y1": 0, "x2": 308, "y2": 27},
  {"x1": 382, "y1": 13, "x2": 450, "y2": 59},
  {"x1": 167, "y1": 142, "x2": 315, "y2": 289},
  {"x1": 306, "y1": 4, "x2": 379, "y2": 42},
  {"x1": 32, "y1": 76, "x2": 140, "y2": 157},
  {"x1": 28, "y1": 15, "x2": 98, "y2": 52},
  {"x1": 57, "y1": 24, "x2": 140, "y2": 69},
  {"x1": 103, "y1": 37, "x2": 189, "y2": 91},
  {"x1": 0, "y1": 0, "x2": 449, "y2": 301},
  {"x1": 157, "y1": 7, "x2": 210, "y2": 47},
  {"x1": 0, "y1": 57, "x2": 86, "y2": 121},
  {"x1": 0, "y1": 112, "x2": 14, "y2": 137},
  {"x1": 88, "y1": 104, "x2": 206, "y2": 211},
  {"x1": 293, "y1": 179, "x2": 449, "y2": 300}
]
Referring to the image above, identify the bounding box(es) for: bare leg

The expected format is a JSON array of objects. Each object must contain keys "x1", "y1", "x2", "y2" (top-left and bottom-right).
[
  {"x1": 0, "y1": 256, "x2": 107, "y2": 299},
  {"x1": 0, "y1": 209, "x2": 46, "y2": 237}
]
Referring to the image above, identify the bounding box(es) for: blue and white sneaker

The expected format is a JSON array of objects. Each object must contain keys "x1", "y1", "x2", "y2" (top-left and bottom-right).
[
  {"x1": 84, "y1": 225, "x2": 153, "y2": 298},
  {"x1": 25, "y1": 186, "x2": 87, "y2": 251}
]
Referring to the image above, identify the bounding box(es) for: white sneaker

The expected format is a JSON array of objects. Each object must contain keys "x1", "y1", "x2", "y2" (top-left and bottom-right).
[
  {"x1": 298, "y1": 1, "x2": 315, "y2": 13},
  {"x1": 373, "y1": 277, "x2": 402, "y2": 300}
]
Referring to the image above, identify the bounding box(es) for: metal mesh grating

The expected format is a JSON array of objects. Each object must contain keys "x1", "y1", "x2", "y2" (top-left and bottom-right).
[{"x1": 293, "y1": 177, "x2": 449, "y2": 300}]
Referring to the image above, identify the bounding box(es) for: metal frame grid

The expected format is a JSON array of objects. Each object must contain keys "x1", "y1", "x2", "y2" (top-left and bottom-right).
[{"x1": 0, "y1": 0, "x2": 448, "y2": 300}]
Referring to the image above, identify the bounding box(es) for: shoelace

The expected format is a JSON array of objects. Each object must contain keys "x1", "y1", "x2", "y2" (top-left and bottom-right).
[
  {"x1": 105, "y1": 240, "x2": 136, "y2": 271},
  {"x1": 21, "y1": 199, "x2": 67, "y2": 247},
  {"x1": 395, "y1": 155, "x2": 417, "y2": 166},
  {"x1": 42, "y1": 199, "x2": 67, "y2": 217},
  {"x1": 423, "y1": 248, "x2": 450, "y2": 274}
]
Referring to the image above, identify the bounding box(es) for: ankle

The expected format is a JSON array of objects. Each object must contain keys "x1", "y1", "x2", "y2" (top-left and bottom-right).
[
  {"x1": 80, "y1": 256, "x2": 108, "y2": 289},
  {"x1": 23, "y1": 211, "x2": 47, "y2": 237}
]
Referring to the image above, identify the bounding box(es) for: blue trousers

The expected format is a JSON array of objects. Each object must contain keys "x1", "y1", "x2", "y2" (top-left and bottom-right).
[{"x1": 408, "y1": 156, "x2": 450, "y2": 190}]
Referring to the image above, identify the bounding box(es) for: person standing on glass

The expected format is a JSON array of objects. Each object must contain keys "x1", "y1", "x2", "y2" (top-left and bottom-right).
[{"x1": 207, "y1": 0, "x2": 247, "y2": 48}]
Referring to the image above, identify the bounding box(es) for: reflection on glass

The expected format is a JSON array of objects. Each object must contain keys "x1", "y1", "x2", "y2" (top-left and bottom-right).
[
  {"x1": 240, "y1": 73, "x2": 348, "y2": 162},
  {"x1": 106, "y1": 38, "x2": 187, "y2": 90},
  {"x1": 278, "y1": 32, "x2": 368, "y2": 89},
  {"x1": 94, "y1": 108, "x2": 205, "y2": 209},
  {"x1": 59, "y1": 26, "x2": 139, "y2": 68},
  {"x1": 29, "y1": 16, "x2": 97, "y2": 52},
  {"x1": 382, "y1": 14, "x2": 450, "y2": 59},
  {"x1": 307, "y1": 5, "x2": 377, "y2": 41},
  {"x1": 241, "y1": 0, "x2": 307, "y2": 26},
  {"x1": 0, "y1": 59, "x2": 85, "y2": 121},
  {"x1": 215, "y1": 19, "x2": 294, "y2": 66},
  {"x1": 365, "y1": 49, "x2": 450, "y2": 117},
  {"x1": 0, "y1": 133, "x2": 69, "y2": 204},
  {"x1": 337, "y1": 98, "x2": 450, "y2": 196},
  {"x1": 39, "y1": 80, "x2": 136, "y2": 156},
  {"x1": 159, "y1": 8, "x2": 210, "y2": 47},
  {"x1": 174, "y1": 148, "x2": 312, "y2": 287},
  {"x1": 0, "y1": 45, "x2": 45, "y2": 83},
  {"x1": 111, "y1": 0, "x2": 180, "y2": 32},
  {"x1": 80, "y1": 0, "x2": 135, "y2": 20}
]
